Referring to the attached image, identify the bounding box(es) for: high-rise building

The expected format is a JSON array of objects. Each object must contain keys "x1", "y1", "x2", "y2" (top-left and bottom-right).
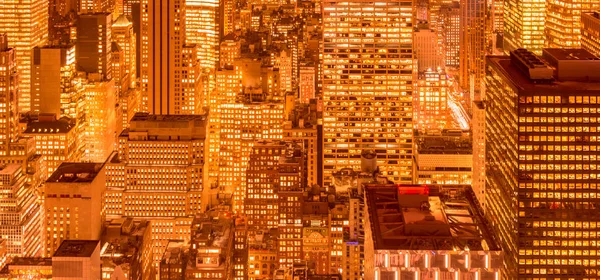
[
  {"x1": 104, "y1": 113, "x2": 208, "y2": 219},
  {"x1": 80, "y1": 0, "x2": 111, "y2": 13},
  {"x1": 486, "y1": 48, "x2": 600, "y2": 278},
  {"x1": 503, "y1": 0, "x2": 546, "y2": 54},
  {"x1": 31, "y1": 45, "x2": 79, "y2": 117},
  {"x1": 44, "y1": 163, "x2": 106, "y2": 256},
  {"x1": 220, "y1": 35, "x2": 241, "y2": 68},
  {"x1": 0, "y1": 164, "x2": 43, "y2": 256},
  {"x1": 22, "y1": 115, "x2": 81, "y2": 175},
  {"x1": 245, "y1": 141, "x2": 285, "y2": 237},
  {"x1": 428, "y1": 0, "x2": 454, "y2": 31},
  {"x1": 0, "y1": 0, "x2": 48, "y2": 113},
  {"x1": 218, "y1": 100, "x2": 284, "y2": 212},
  {"x1": 186, "y1": 0, "x2": 219, "y2": 70},
  {"x1": 322, "y1": 0, "x2": 414, "y2": 185},
  {"x1": 582, "y1": 11, "x2": 600, "y2": 57},
  {"x1": 141, "y1": 0, "x2": 201, "y2": 115},
  {"x1": 82, "y1": 78, "x2": 117, "y2": 162},
  {"x1": 439, "y1": 2, "x2": 460, "y2": 69},
  {"x1": 112, "y1": 15, "x2": 137, "y2": 89},
  {"x1": 52, "y1": 240, "x2": 102, "y2": 280},
  {"x1": 545, "y1": 0, "x2": 600, "y2": 48},
  {"x1": 459, "y1": 0, "x2": 486, "y2": 101},
  {"x1": 414, "y1": 70, "x2": 450, "y2": 131},
  {"x1": 77, "y1": 13, "x2": 113, "y2": 81},
  {"x1": 0, "y1": 35, "x2": 20, "y2": 154},
  {"x1": 414, "y1": 24, "x2": 443, "y2": 73},
  {"x1": 298, "y1": 63, "x2": 316, "y2": 104},
  {"x1": 276, "y1": 143, "x2": 304, "y2": 268},
  {"x1": 472, "y1": 100, "x2": 486, "y2": 211}
]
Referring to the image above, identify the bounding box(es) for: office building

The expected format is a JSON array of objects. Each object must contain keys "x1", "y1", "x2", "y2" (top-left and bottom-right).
[
  {"x1": 112, "y1": 15, "x2": 137, "y2": 89},
  {"x1": 44, "y1": 163, "x2": 106, "y2": 256},
  {"x1": 220, "y1": 35, "x2": 241, "y2": 68},
  {"x1": 141, "y1": 0, "x2": 202, "y2": 114},
  {"x1": 218, "y1": 100, "x2": 284, "y2": 212},
  {"x1": 22, "y1": 115, "x2": 81, "y2": 175},
  {"x1": 0, "y1": 35, "x2": 19, "y2": 154},
  {"x1": 545, "y1": 1, "x2": 600, "y2": 48},
  {"x1": 298, "y1": 63, "x2": 316, "y2": 104},
  {"x1": 472, "y1": 100, "x2": 486, "y2": 211},
  {"x1": 364, "y1": 184, "x2": 502, "y2": 279},
  {"x1": 414, "y1": 132, "x2": 472, "y2": 185},
  {"x1": 503, "y1": 0, "x2": 545, "y2": 54},
  {"x1": 459, "y1": 0, "x2": 485, "y2": 101},
  {"x1": 186, "y1": 0, "x2": 219, "y2": 70},
  {"x1": 0, "y1": 258, "x2": 53, "y2": 278},
  {"x1": 82, "y1": 78, "x2": 117, "y2": 162},
  {"x1": 244, "y1": 141, "x2": 284, "y2": 237},
  {"x1": 414, "y1": 70, "x2": 450, "y2": 131},
  {"x1": 439, "y1": 2, "x2": 460, "y2": 68},
  {"x1": 0, "y1": 0, "x2": 48, "y2": 113},
  {"x1": 322, "y1": 0, "x2": 414, "y2": 185},
  {"x1": 582, "y1": 11, "x2": 600, "y2": 57},
  {"x1": 486, "y1": 48, "x2": 600, "y2": 278},
  {"x1": 414, "y1": 24, "x2": 443, "y2": 72},
  {"x1": 52, "y1": 240, "x2": 101, "y2": 280},
  {"x1": 77, "y1": 13, "x2": 113, "y2": 81},
  {"x1": 0, "y1": 164, "x2": 43, "y2": 256},
  {"x1": 80, "y1": 0, "x2": 111, "y2": 13},
  {"x1": 31, "y1": 45, "x2": 79, "y2": 117},
  {"x1": 104, "y1": 113, "x2": 208, "y2": 219}
]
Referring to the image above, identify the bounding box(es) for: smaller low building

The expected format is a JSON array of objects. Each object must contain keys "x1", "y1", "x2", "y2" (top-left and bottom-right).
[{"x1": 414, "y1": 131, "x2": 472, "y2": 185}]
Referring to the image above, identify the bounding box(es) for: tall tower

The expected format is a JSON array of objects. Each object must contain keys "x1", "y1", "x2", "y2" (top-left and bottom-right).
[
  {"x1": 0, "y1": 0, "x2": 48, "y2": 113},
  {"x1": 186, "y1": 0, "x2": 219, "y2": 70},
  {"x1": 112, "y1": 15, "x2": 137, "y2": 89},
  {"x1": 77, "y1": 13, "x2": 113, "y2": 81},
  {"x1": 459, "y1": 0, "x2": 486, "y2": 101},
  {"x1": 322, "y1": 0, "x2": 414, "y2": 184},
  {"x1": 486, "y1": 48, "x2": 600, "y2": 278},
  {"x1": 0, "y1": 35, "x2": 19, "y2": 153},
  {"x1": 503, "y1": 0, "x2": 546, "y2": 54},
  {"x1": 582, "y1": 11, "x2": 600, "y2": 57},
  {"x1": 141, "y1": 0, "x2": 201, "y2": 115},
  {"x1": 545, "y1": 0, "x2": 600, "y2": 48}
]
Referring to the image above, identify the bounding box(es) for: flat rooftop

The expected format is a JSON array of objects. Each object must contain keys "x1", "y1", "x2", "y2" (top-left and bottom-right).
[
  {"x1": 416, "y1": 136, "x2": 472, "y2": 154},
  {"x1": 130, "y1": 112, "x2": 208, "y2": 123},
  {"x1": 47, "y1": 162, "x2": 104, "y2": 183},
  {"x1": 0, "y1": 164, "x2": 20, "y2": 176},
  {"x1": 364, "y1": 184, "x2": 499, "y2": 251},
  {"x1": 487, "y1": 56, "x2": 600, "y2": 93},
  {"x1": 7, "y1": 257, "x2": 52, "y2": 267},
  {"x1": 53, "y1": 240, "x2": 99, "y2": 258},
  {"x1": 543, "y1": 48, "x2": 599, "y2": 61},
  {"x1": 23, "y1": 119, "x2": 75, "y2": 134}
]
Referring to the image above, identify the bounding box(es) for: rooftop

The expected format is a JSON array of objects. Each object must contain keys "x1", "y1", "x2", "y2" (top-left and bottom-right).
[
  {"x1": 364, "y1": 184, "x2": 499, "y2": 251},
  {"x1": 46, "y1": 162, "x2": 104, "y2": 183},
  {"x1": 0, "y1": 164, "x2": 20, "y2": 176},
  {"x1": 130, "y1": 112, "x2": 208, "y2": 123},
  {"x1": 415, "y1": 135, "x2": 472, "y2": 154},
  {"x1": 488, "y1": 49, "x2": 600, "y2": 93},
  {"x1": 23, "y1": 117, "x2": 75, "y2": 134},
  {"x1": 6, "y1": 257, "x2": 52, "y2": 267},
  {"x1": 53, "y1": 240, "x2": 99, "y2": 258}
]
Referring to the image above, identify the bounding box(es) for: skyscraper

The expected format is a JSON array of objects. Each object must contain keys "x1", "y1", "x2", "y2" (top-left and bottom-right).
[
  {"x1": 322, "y1": 0, "x2": 414, "y2": 184},
  {"x1": 77, "y1": 13, "x2": 113, "y2": 81},
  {"x1": 0, "y1": 0, "x2": 48, "y2": 113},
  {"x1": 186, "y1": 0, "x2": 219, "y2": 70},
  {"x1": 112, "y1": 15, "x2": 137, "y2": 89},
  {"x1": 459, "y1": 0, "x2": 486, "y2": 101},
  {"x1": 503, "y1": 0, "x2": 546, "y2": 54},
  {"x1": 141, "y1": 0, "x2": 201, "y2": 115},
  {"x1": 439, "y1": 2, "x2": 461, "y2": 68},
  {"x1": 545, "y1": 0, "x2": 600, "y2": 48},
  {"x1": 0, "y1": 35, "x2": 19, "y2": 153},
  {"x1": 31, "y1": 45, "x2": 78, "y2": 117},
  {"x1": 486, "y1": 48, "x2": 600, "y2": 278},
  {"x1": 582, "y1": 11, "x2": 600, "y2": 57}
]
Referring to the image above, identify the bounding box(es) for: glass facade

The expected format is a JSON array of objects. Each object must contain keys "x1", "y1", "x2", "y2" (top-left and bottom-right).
[{"x1": 486, "y1": 55, "x2": 600, "y2": 278}]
